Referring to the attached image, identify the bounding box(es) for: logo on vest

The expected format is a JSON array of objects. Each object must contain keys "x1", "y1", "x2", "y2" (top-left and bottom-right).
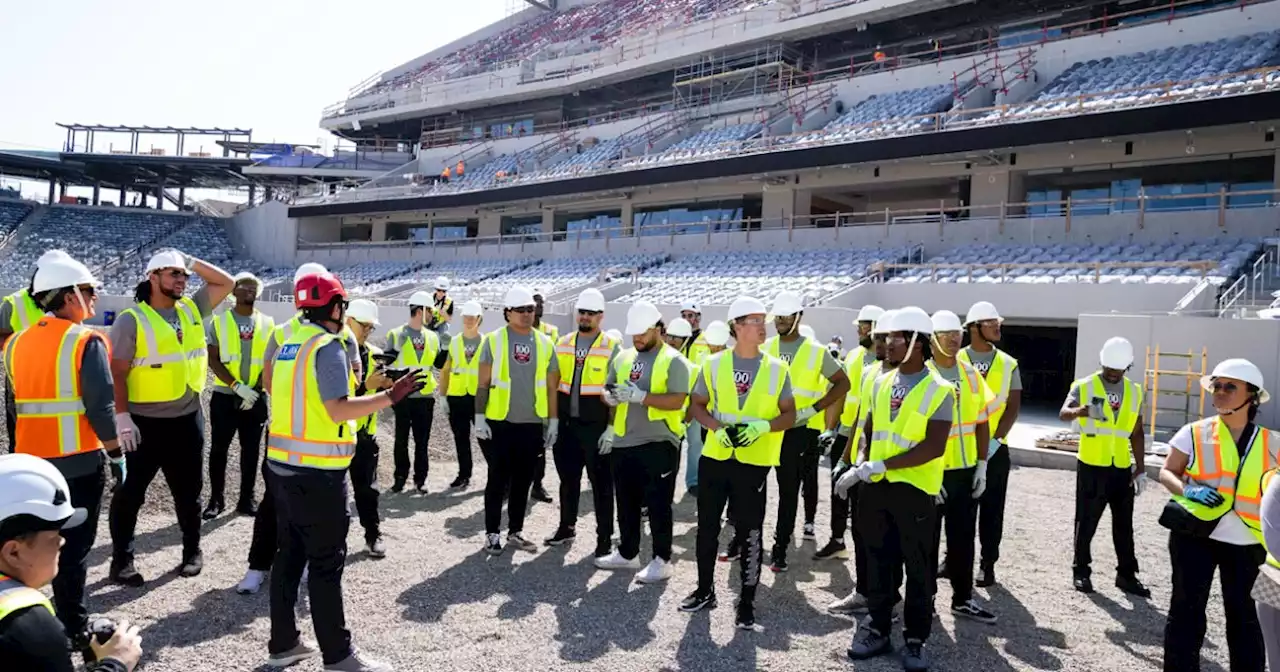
[
  {"x1": 575, "y1": 346, "x2": 588, "y2": 366},
  {"x1": 972, "y1": 359, "x2": 991, "y2": 375},
  {"x1": 733, "y1": 369, "x2": 752, "y2": 396},
  {"x1": 890, "y1": 381, "x2": 910, "y2": 411},
  {"x1": 513, "y1": 342, "x2": 532, "y2": 364},
  {"x1": 238, "y1": 322, "x2": 254, "y2": 341},
  {"x1": 277, "y1": 343, "x2": 300, "y2": 361},
  {"x1": 464, "y1": 343, "x2": 478, "y2": 359},
  {"x1": 1106, "y1": 391, "x2": 1121, "y2": 411},
  {"x1": 629, "y1": 360, "x2": 645, "y2": 383},
  {"x1": 779, "y1": 352, "x2": 794, "y2": 364}
]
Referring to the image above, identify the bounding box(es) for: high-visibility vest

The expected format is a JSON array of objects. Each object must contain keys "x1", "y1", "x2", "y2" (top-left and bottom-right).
[
  {"x1": 1074, "y1": 373, "x2": 1143, "y2": 469},
  {"x1": 5, "y1": 318, "x2": 105, "y2": 458},
  {"x1": 386, "y1": 324, "x2": 439, "y2": 394},
  {"x1": 122, "y1": 298, "x2": 206, "y2": 402},
  {"x1": 869, "y1": 369, "x2": 953, "y2": 495},
  {"x1": 851, "y1": 362, "x2": 893, "y2": 450},
  {"x1": 2, "y1": 289, "x2": 42, "y2": 334},
  {"x1": 537, "y1": 321, "x2": 559, "y2": 342},
  {"x1": 358, "y1": 343, "x2": 381, "y2": 434},
  {"x1": 701, "y1": 350, "x2": 789, "y2": 467},
  {"x1": 1264, "y1": 468, "x2": 1280, "y2": 568},
  {"x1": 0, "y1": 573, "x2": 53, "y2": 621},
  {"x1": 688, "y1": 332, "x2": 710, "y2": 365},
  {"x1": 273, "y1": 314, "x2": 302, "y2": 345},
  {"x1": 213, "y1": 310, "x2": 274, "y2": 389},
  {"x1": 958, "y1": 347, "x2": 1018, "y2": 435},
  {"x1": 555, "y1": 331, "x2": 615, "y2": 397},
  {"x1": 484, "y1": 326, "x2": 553, "y2": 421},
  {"x1": 446, "y1": 333, "x2": 484, "y2": 396},
  {"x1": 431, "y1": 296, "x2": 454, "y2": 325},
  {"x1": 764, "y1": 335, "x2": 828, "y2": 431},
  {"x1": 928, "y1": 359, "x2": 992, "y2": 471},
  {"x1": 839, "y1": 346, "x2": 870, "y2": 428},
  {"x1": 267, "y1": 322, "x2": 356, "y2": 470},
  {"x1": 612, "y1": 345, "x2": 686, "y2": 438},
  {"x1": 1167, "y1": 417, "x2": 1279, "y2": 544}
]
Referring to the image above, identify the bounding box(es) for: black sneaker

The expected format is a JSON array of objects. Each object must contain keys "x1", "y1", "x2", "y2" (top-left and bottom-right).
[
  {"x1": 679, "y1": 588, "x2": 717, "y2": 612},
  {"x1": 687, "y1": 485, "x2": 698, "y2": 498},
  {"x1": 1073, "y1": 576, "x2": 1094, "y2": 593},
  {"x1": 201, "y1": 500, "x2": 224, "y2": 521},
  {"x1": 179, "y1": 552, "x2": 203, "y2": 578},
  {"x1": 450, "y1": 476, "x2": 469, "y2": 489},
  {"x1": 769, "y1": 547, "x2": 788, "y2": 573},
  {"x1": 1116, "y1": 574, "x2": 1151, "y2": 598},
  {"x1": 415, "y1": 483, "x2": 429, "y2": 495},
  {"x1": 593, "y1": 538, "x2": 612, "y2": 558},
  {"x1": 734, "y1": 600, "x2": 756, "y2": 630},
  {"x1": 718, "y1": 538, "x2": 741, "y2": 562},
  {"x1": 484, "y1": 533, "x2": 503, "y2": 555},
  {"x1": 530, "y1": 483, "x2": 553, "y2": 503},
  {"x1": 951, "y1": 599, "x2": 998, "y2": 624},
  {"x1": 390, "y1": 480, "x2": 406, "y2": 494},
  {"x1": 109, "y1": 560, "x2": 145, "y2": 587},
  {"x1": 236, "y1": 500, "x2": 257, "y2": 517},
  {"x1": 641, "y1": 506, "x2": 649, "y2": 521},
  {"x1": 813, "y1": 539, "x2": 849, "y2": 561},
  {"x1": 846, "y1": 625, "x2": 892, "y2": 660},
  {"x1": 544, "y1": 527, "x2": 576, "y2": 546},
  {"x1": 902, "y1": 638, "x2": 930, "y2": 672},
  {"x1": 976, "y1": 566, "x2": 996, "y2": 587},
  {"x1": 802, "y1": 522, "x2": 816, "y2": 541}
]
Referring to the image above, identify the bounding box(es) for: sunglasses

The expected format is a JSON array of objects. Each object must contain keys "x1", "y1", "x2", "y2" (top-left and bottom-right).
[
  {"x1": 76, "y1": 285, "x2": 97, "y2": 297},
  {"x1": 736, "y1": 316, "x2": 765, "y2": 326},
  {"x1": 509, "y1": 306, "x2": 535, "y2": 314},
  {"x1": 577, "y1": 309, "x2": 602, "y2": 317},
  {"x1": 1211, "y1": 381, "x2": 1239, "y2": 393}
]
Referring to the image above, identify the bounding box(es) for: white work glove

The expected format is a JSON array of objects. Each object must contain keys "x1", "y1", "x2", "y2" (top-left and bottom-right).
[
  {"x1": 817, "y1": 429, "x2": 837, "y2": 452},
  {"x1": 603, "y1": 385, "x2": 623, "y2": 407},
  {"x1": 853, "y1": 460, "x2": 886, "y2": 483},
  {"x1": 114, "y1": 412, "x2": 141, "y2": 452},
  {"x1": 1131, "y1": 463, "x2": 1147, "y2": 496},
  {"x1": 834, "y1": 467, "x2": 861, "y2": 499},
  {"x1": 474, "y1": 414, "x2": 492, "y2": 441},
  {"x1": 972, "y1": 459, "x2": 989, "y2": 499},
  {"x1": 544, "y1": 418, "x2": 559, "y2": 450},
  {"x1": 232, "y1": 382, "x2": 260, "y2": 410},
  {"x1": 618, "y1": 383, "x2": 647, "y2": 405},
  {"x1": 794, "y1": 406, "x2": 817, "y2": 425},
  {"x1": 598, "y1": 428, "x2": 616, "y2": 455}
]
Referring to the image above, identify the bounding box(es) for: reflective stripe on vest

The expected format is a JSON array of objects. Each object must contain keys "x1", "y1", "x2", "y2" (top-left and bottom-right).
[
  {"x1": 447, "y1": 333, "x2": 483, "y2": 396},
  {"x1": 6, "y1": 319, "x2": 102, "y2": 457},
  {"x1": 702, "y1": 351, "x2": 787, "y2": 467},
  {"x1": 267, "y1": 324, "x2": 356, "y2": 470},
  {"x1": 958, "y1": 347, "x2": 1016, "y2": 432},
  {"x1": 1168, "y1": 417, "x2": 1279, "y2": 543},
  {"x1": 764, "y1": 335, "x2": 827, "y2": 431},
  {"x1": 612, "y1": 345, "x2": 686, "y2": 438},
  {"x1": 1075, "y1": 373, "x2": 1142, "y2": 468},
  {"x1": 688, "y1": 333, "x2": 710, "y2": 367},
  {"x1": 839, "y1": 346, "x2": 869, "y2": 428},
  {"x1": 214, "y1": 310, "x2": 273, "y2": 388},
  {"x1": 0, "y1": 573, "x2": 53, "y2": 620},
  {"x1": 124, "y1": 298, "x2": 206, "y2": 402},
  {"x1": 537, "y1": 322, "x2": 559, "y2": 343},
  {"x1": 484, "y1": 327, "x2": 551, "y2": 421},
  {"x1": 3, "y1": 290, "x2": 43, "y2": 333},
  {"x1": 869, "y1": 370, "x2": 953, "y2": 496},
  {"x1": 928, "y1": 360, "x2": 987, "y2": 471},
  {"x1": 556, "y1": 331, "x2": 614, "y2": 396},
  {"x1": 388, "y1": 325, "x2": 439, "y2": 393}
]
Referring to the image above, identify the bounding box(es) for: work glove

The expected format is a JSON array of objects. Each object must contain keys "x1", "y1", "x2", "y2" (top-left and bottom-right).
[
  {"x1": 1182, "y1": 484, "x2": 1225, "y2": 507},
  {"x1": 817, "y1": 429, "x2": 837, "y2": 452},
  {"x1": 544, "y1": 418, "x2": 560, "y2": 450},
  {"x1": 1133, "y1": 473, "x2": 1148, "y2": 497},
  {"x1": 834, "y1": 467, "x2": 861, "y2": 499},
  {"x1": 231, "y1": 382, "x2": 260, "y2": 410},
  {"x1": 603, "y1": 385, "x2": 623, "y2": 407},
  {"x1": 853, "y1": 460, "x2": 886, "y2": 483},
  {"x1": 713, "y1": 427, "x2": 733, "y2": 448},
  {"x1": 618, "y1": 383, "x2": 647, "y2": 405},
  {"x1": 598, "y1": 428, "x2": 616, "y2": 455},
  {"x1": 474, "y1": 414, "x2": 492, "y2": 441},
  {"x1": 114, "y1": 413, "x2": 140, "y2": 452},
  {"x1": 108, "y1": 456, "x2": 127, "y2": 492},
  {"x1": 738, "y1": 420, "x2": 771, "y2": 446},
  {"x1": 387, "y1": 371, "x2": 427, "y2": 404},
  {"x1": 794, "y1": 406, "x2": 817, "y2": 426},
  {"x1": 832, "y1": 459, "x2": 852, "y2": 483},
  {"x1": 972, "y1": 459, "x2": 989, "y2": 499},
  {"x1": 988, "y1": 437, "x2": 1003, "y2": 454}
]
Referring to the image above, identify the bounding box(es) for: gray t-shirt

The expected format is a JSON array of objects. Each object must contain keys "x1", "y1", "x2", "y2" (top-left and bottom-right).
[
  {"x1": 0, "y1": 299, "x2": 15, "y2": 338},
  {"x1": 108, "y1": 286, "x2": 212, "y2": 417},
  {"x1": 205, "y1": 311, "x2": 261, "y2": 395},
  {"x1": 387, "y1": 325, "x2": 436, "y2": 399},
  {"x1": 269, "y1": 338, "x2": 351, "y2": 479},
  {"x1": 963, "y1": 347, "x2": 1022, "y2": 390},
  {"x1": 869, "y1": 368, "x2": 954, "y2": 424},
  {"x1": 609, "y1": 347, "x2": 691, "y2": 449},
  {"x1": 692, "y1": 352, "x2": 794, "y2": 408},
  {"x1": 479, "y1": 328, "x2": 553, "y2": 425},
  {"x1": 775, "y1": 337, "x2": 843, "y2": 379},
  {"x1": 1064, "y1": 376, "x2": 1127, "y2": 418},
  {"x1": 566, "y1": 332, "x2": 620, "y2": 418}
]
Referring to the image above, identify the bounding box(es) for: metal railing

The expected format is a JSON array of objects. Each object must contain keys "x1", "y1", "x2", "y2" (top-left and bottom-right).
[
  {"x1": 1217, "y1": 240, "x2": 1279, "y2": 315},
  {"x1": 866, "y1": 259, "x2": 1218, "y2": 284}
]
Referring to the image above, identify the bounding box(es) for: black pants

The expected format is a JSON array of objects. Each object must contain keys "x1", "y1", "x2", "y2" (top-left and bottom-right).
[
  {"x1": 110, "y1": 411, "x2": 204, "y2": 564},
  {"x1": 933, "y1": 467, "x2": 978, "y2": 605},
  {"x1": 268, "y1": 467, "x2": 352, "y2": 666},
  {"x1": 614, "y1": 441, "x2": 678, "y2": 561},
  {"x1": 1163, "y1": 532, "x2": 1265, "y2": 672},
  {"x1": 860, "y1": 480, "x2": 937, "y2": 642},
  {"x1": 446, "y1": 395, "x2": 475, "y2": 480},
  {"x1": 977, "y1": 444, "x2": 1011, "y2": 570},
  {"x1": 350, "y1": 431, "x2": 381, "y2": 543},
  {"x1": 248, "y1": 460, "x2": 276, "y2": 571},
  {"x1": 773, "y1": 427, "x2": 820, "y2": 550},
  {"x1": 392, "y1": 396, "x2": 434, "y2": 487},
  {"x1": 1073, "y1": 462, "x2": 1138, "y2": 579},
  {"x1": 696, "y1": 457, "x2": 769, "y2": 602},
  {"x1": 53, "y1": 468, "x2": 105, "y2": 635},
  {"x1": 553, "y1": 417, "x2": 614, "y2": 539},
  {"x1": 483, "y1": 421, "x2": 542, "y2": 535},
  {"x1": 208, "y1": 391, "x2": 267, "y2": 507}
]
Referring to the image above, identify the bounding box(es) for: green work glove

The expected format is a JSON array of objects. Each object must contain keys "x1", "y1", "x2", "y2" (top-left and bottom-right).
[{"x1": 739, "y1": 420, "x2": 771, "y2": 446}]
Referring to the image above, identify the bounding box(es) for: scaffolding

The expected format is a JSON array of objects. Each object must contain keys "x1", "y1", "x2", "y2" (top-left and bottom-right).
[
  {"x1": 673, "y1": 43, "x2": 803, "y2": 108},
  {"x1": 1144, "y1": 346, "x2": 1209, "y2": 441}
]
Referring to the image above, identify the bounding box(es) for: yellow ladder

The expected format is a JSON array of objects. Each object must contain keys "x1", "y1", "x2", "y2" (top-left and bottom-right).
[{"x1": 1144, "y1": 346, "x2": 1208, "y2": 441}]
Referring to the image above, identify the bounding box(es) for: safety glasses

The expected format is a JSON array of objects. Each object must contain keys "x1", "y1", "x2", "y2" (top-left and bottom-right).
[
  {"x1": 577, "y1": 309, "x2": 601, "y2": 317},
  {"x1": 1211, "y1": 381, "x2": 1239, "y2": 394},
  {"x1": 509, "y1": 306, "x2": 535, "y2": 314},
  {"x1": 736, "y1": 316, "x2": 765, "y2": 326}
]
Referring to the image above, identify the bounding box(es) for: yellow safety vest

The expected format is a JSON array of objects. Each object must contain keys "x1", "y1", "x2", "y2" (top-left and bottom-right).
[
  {"x1": 688, "y1": 332, "x2": 710, "y2": 365},
  {"x1": 928, "y1": 360, "x2": 993, "y2": 471},
  {"x1": 358, "y1": 343, "x2": 381, "y2": 434},
  {"x1": 852, "y1": 363, "x2": 894, "y2": 451},
  {"x1": 446, "y1": 333, "x2": 484, "y2": 396},
  {"x1": 123, "y1": 298, "x2": 207, "y2": 402},
  {"x1": 764, "y1": 335, "x2": 828, "y2": 431},
  {"x1": 267, "y1": 322, "x2": 356, "y2": 470},
  {"x1": 431, "y1": 296, "x2": 454, "y2": 325},
  {"x1": 2, "y1": 290, "x2": 42, "y2": 334},
  {"x1": 537, "y1": 321, "x2": 559, "y2": 342},
  {"x1": 869, "y1": 369, "x2": 953, "y2": 495},
  {"x1": 213, "y1": 310, "x2": 274, "y2": 389},
  {"x1": 387, "y1": 324, "x2": 439, "y2": 394},
  {"x1": 1168, "y1": 417, "x2": 1279, "y2": 543},
  {"x1": 839, "y1": 346, "x2": 869, "y2": 428},
  {"x1": 0, "y1": 573, "x2": 53, "y2": 621},
  {"x1": 958, "y1": 347, "x2": 1017, "y2": 436},
  {"x1": 701, "y1": 350, "x2": 789, "y2": 467},
  {"x1": 612, "y1": 345, "x2": 687, "y2": 438},
  {"x1": 484, "y1": 326, "x2": 553, "y2": 421},
  {"x1": 1074, "y1": 373, "x2": 1143, "y2": 468},
  {"x1": 273, "y1": 314, "x2": 302, "y2": 345},
  {"x1": 555, "y1": 331, "x2": 615, "y2": 397}
]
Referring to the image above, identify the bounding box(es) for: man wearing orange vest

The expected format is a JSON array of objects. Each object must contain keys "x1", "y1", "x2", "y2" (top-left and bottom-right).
[{"x1": 4, "y1": 252, "x2": 121, "y2": 652}]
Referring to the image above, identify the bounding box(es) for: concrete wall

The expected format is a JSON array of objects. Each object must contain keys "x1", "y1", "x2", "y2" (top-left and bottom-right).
[{"x1": 228, "y1": 201, "x2": 297, "y2": 266}]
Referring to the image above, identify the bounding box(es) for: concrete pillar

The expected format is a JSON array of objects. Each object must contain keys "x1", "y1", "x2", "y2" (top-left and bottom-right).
[
  {"x1": 541, "y1": 209, "x2": 555, "y2": 234},
  {"x1": 1273, "y1": 150, "x2": 1280, "y2": 191},
  {"x1": 119, "y1": 187, "x2": 127, "y2": 206},
  {"x1": 92, "y1": 182, "x2": 101, "y2": 206},
  {"x1": 47, "y1": 181, "x2": 56, "y2": 204},
  {"x1": 760, "y1": 186, "x2": 810, "y2": 228},
  {"x1": 969, "y1": 169, "x2": 1025, "y2": 219},
  {"x1": 620, "y1": 202, "x2": 634, "y2": 236},
  {"x1": 248, "y1": 184, "x2": 257, "y2": 206},
  {"x1": 155, "y1": 185, "x2": 164, "y2": 210},
  {"x1": 371, "y1": 221, "x2": 387, "y2": 241},
  {"x1": 58, "y1": 182, "x2": 67, "y2": 201},
  {"x1": 178, "y1": 187, "x2": 186, "y2": 209},
  {"x1": 478, "y1": 212, "x2": 501, "y2": 238}
]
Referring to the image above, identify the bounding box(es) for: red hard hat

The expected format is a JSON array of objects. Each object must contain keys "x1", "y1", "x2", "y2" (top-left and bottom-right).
[{"x1": 295, "y1": 272, "x2": 347, "y2": 308}]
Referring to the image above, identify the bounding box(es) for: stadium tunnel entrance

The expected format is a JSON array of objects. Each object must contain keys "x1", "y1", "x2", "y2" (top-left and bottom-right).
[{"x1": 997, "y1": 323, "x2": 1078, "y2": 411}]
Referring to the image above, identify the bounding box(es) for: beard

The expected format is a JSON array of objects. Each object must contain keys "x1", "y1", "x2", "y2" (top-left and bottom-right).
[
  {"x1": 577, "y1": 323, "x2": 592, "y2": 333},
  {"x1": 636, "y1": 338, "x2": 657, "y2": 352}
]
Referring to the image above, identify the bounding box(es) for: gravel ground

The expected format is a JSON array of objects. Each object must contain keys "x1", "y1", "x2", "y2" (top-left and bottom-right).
[{"x1": 2, "y1": 380, "x2": 1237, "y2": 672}]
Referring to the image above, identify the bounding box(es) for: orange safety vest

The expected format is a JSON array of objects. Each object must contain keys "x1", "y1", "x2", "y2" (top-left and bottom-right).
[
  {"x1": 4, "y1": 317, "x2": 107, "y2": 458},
  {"x1": 442, "y1": 167, "x2": 451, "y2": 178}
]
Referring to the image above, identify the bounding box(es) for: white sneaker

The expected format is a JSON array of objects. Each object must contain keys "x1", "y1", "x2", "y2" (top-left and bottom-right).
[
  {"x1": 237, "y1": 569, "x2": 267, "y2": 595},
  {"x1": 828, "y1": 591, "x2": 870, "y2": 615},
  {"x1": 594, "y1": 550, "x2": 642, "y2": 571},
  {"x1": 634, "y1": 558, "x2": 673, "y2": 584},
  {"x1": 324, "y1": 649, "x2": 394, "y2": 671}
]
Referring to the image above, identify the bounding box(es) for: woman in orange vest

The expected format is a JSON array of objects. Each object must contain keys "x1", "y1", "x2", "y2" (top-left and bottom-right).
[{"x1": 3, "y1": 252, "x2": 122, "y2": 655}]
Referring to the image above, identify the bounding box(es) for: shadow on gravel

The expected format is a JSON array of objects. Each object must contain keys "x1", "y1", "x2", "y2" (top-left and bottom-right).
[
  {"x1": 380, "y1": 486, "x2": 483, "y2": 520},
  {"x1": 88, "y1": 572, "x2": 181, "y2": 615},
  {"x1": 1087, "y1": 591, "x2": 1226, "y2": 672},
  {"x1": 553, "y1": 559, "x2": 664, "y2": 662},
  {"x1": 85, "y1": 512, "x2": 239, "y2": 569},
  {"x1": 675, "y1": 609, "x2": 760, "y2": 672},
  {"x1": 137, "y1": 587, "x2": 260, "y2": 655},
  {"x1": 962, "y1": 584, "x2": 1068, "y2": 670}
]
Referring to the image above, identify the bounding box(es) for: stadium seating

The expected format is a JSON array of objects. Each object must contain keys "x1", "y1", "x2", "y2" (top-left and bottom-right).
[
  {"x1": 0, "y1": 200, "x2": 33, "y2": 238},
  {"x1": 795, "y1": 84, "x2": 956, "y2": 145},
  {"x1": 464, "y1": 253, "x2": 667, "y2": 305},
  {"x1": 391, "y1": 259, "x2": 532, "y2": 299},
  {"x1": 339, "y1": 260, "x2": 430, "y2": 294},
  {"x1": 454, "y1": 155, "x2": 521, "y2": 190},
  {"x1": 887, "y1": 239, "x2": 1261, "y2": 285},
  {"x1": 625, "y1": 122, "x2": 764, "y2": 167}
]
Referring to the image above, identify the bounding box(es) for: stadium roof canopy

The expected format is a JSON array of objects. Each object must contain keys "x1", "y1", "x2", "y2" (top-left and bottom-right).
[{"x1": 0, "y1": 148, "x2": 257, "y2": 190}]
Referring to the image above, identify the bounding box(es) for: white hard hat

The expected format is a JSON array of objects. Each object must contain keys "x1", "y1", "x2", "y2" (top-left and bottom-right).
[
  {"x1": 233, "y1": 271, "x2": 263, "y2": 298},
  {"x1": 871, "y1": 309, "x2": 899, "y2": 336},
  {"x1": 624, "y1": 301, "x2": 663, "y2": 336},
  {"x1": 504, "y1": 285, "x2": 535, "y2": 308},
  {"x1": 346, "y1": 298, "x2": 381, "y2": 327},
  {"x1": 798, "y1": 324, "x2": 816, "y2": 340},
  {"x1": 531, "y1": 287, "x2": 545, "y2": 298},
  {"x1": 769, "y1": 290, "x2": 804, "y2": 318},
  {"x1": 32, "y1": 256, "x2": 100, "y2": 294},
  {"x1": 964, "y1": 300, "x2": 1003, "y2": 325},
  {"x1": 667, "y1": 317, "x2": 693, "y2": 339},
  {"x1": 856, "y1": 304, "x2": 884, "y2": 323},
  {"x1": 1099, "y1": 336, "x2": 1134, "y2": 370},
  {"x1": 0, "y1": 453, "x2": 86, "y2": 530},
  {"x1": 294, "y1": 262, "x2": 328, "y2": 284},
  {"x1": 409, "y1": 290, "x2": 433, "y2": 307},
  {"x1": 1202, "y1": 358, "x2": 1270, "y2": 404},
  {"x1": 681, "y1": 301, "x2": 701, "y2": 314},
  {"x1": 703, "y1": 320, "x2": 730, "y2": 347},
  {"x1": 888, "y1": 306, "x2": 933, "y2": 335},
  {"x1": 727, "y1": 296, "x2": 767, "y2": 321},
  {"x1": 575, "y1": 288, "x2": 606, "y2": 313},
  {"x1": 460, "y1": 300, "x2": 483, "y2": 317},
  {"x1": 36, "y1": 250, "x2": 71, "y2": 268},
  {"x1": 434, "y1": 276, "x2": 450, "y2": 291},
  {"x1": 605, "y1": 329, "x2": 623, "y2": 342},
  {"x1": 931, "y1": 310, "x2": 963, "y2": 333},
  {"x1": 144, "y1": 249, "x2": 187, "y2": 276}
]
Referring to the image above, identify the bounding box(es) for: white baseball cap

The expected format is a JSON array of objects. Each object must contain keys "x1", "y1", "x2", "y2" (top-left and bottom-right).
[{"x1": 624, "y1": 301, "x2": 663, "y2": 336}]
